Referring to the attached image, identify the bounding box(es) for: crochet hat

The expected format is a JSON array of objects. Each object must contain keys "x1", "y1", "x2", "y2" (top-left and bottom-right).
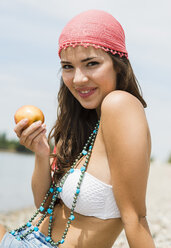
[{"x1": 58, "y1": 9, "x2": 128, "y2": 59}]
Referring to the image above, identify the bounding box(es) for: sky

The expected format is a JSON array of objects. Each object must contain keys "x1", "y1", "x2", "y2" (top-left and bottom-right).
[{"x1": 0, "y1": 0, "x2": 171, "y2": 163}]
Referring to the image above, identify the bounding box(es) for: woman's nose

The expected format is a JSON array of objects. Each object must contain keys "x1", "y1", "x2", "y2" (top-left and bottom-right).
[{"x1": 73, "y1": 68, "x2": 88, "y2": 84}]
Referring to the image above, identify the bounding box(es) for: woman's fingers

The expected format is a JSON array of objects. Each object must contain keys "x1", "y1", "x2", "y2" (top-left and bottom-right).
[
  {"x1": 24, "y1": 123, "x2": 47, "y2": 147},
  {"x1": 14, "y1": 118, "x2": 29, "y2": 138},
  {"x1": 19, "y1": 121, "x2": 44, "y2": 145},
  {"x1": 30, "y1": 128, "x2": 47, "y2": 148},
  {"x1": 14, "y1": 119, "x2": 49, "y2": 154}
]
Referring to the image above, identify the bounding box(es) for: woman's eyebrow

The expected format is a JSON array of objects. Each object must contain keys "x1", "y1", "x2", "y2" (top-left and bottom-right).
[
  {"x1": 81, "y1": 57, "x2": 97, "y2": 62},
  {"x1": 60, "y1": 57, "x2": 97, "y2": 64}
]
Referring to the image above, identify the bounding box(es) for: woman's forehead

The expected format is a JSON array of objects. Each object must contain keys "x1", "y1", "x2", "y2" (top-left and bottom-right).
[{"x1": 60, "y1": 46, "x2": 107, "y2": 61}]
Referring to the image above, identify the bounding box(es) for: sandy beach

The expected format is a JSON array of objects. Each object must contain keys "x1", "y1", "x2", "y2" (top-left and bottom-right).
[{"x1": 0, "y1": 162, "x2": 171, "y2": 248}]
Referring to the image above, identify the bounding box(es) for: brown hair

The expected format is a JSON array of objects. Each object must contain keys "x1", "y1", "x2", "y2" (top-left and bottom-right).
[
  {"x1": 108, "y1": 53, "x2": 147, "y2": 107},
  {"x1": 48, "y1": 53, "x2": 147, "y2": 183}
]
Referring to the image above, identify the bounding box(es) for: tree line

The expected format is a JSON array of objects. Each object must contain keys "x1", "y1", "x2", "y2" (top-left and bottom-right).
[
  {"x1": 0, "y1": 132, "x2": 171, "y2": 163},
  {"x1": 0, "y1": 132, "x2": 33, "y2": 154},
  {"x1": 0, "y1": 132, "x2": 54, "y2": 154}
]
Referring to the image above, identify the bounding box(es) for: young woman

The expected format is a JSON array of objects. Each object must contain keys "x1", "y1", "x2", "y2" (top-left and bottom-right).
[{"x1": 0, "y1": 9, "x2": 156, "y2": 248}]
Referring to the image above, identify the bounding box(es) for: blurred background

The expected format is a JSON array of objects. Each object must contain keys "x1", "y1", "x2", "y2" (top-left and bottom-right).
[{"x1": 0, "y1": 0, "x2": 171, "y2": 247}]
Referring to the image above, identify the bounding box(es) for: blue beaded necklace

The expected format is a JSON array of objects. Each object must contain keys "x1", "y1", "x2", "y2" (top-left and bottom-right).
[{"x1": 10, "y1": 120, "x2": 100, "y2": 247}]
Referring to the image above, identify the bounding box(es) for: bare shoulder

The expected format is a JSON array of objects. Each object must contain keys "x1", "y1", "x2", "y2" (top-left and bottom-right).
[
  {"x1": 101, "y1": 90, "x2": 148, "y2": 130},
  {"x1": 101, "y1": 90, "x2": 145, "y2": 114},
  {"x1": 101, "y1": 90, "x2": 151, "y2": 160}
]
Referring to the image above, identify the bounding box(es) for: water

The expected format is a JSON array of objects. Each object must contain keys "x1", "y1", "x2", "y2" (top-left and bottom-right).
[{"x1": 0, "y1": 151, "x2": 35, "y2": 212}]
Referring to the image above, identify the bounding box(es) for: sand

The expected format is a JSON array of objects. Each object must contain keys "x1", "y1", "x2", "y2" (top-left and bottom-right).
[{"x1": 0, "y1": 162, "x2": 171, "y2": 248}]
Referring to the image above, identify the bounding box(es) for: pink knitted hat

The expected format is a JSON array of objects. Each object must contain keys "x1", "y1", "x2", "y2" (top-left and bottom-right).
[{"x1": 58, "y1": 10, "x2": 128, "y2": 59}]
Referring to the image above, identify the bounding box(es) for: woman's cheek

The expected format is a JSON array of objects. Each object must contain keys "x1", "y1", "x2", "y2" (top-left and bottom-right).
[
  {"x1": 63, "y1": 79, "x2": 75, "y2": 95},
  {"x1": 62, "y1": 75, "x2": 70, "y2": 87}
]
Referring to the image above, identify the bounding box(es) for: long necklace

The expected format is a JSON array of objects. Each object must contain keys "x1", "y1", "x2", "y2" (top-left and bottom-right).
[{"x1": 10, "y1": 120, "x2": 100, "y2": 247}]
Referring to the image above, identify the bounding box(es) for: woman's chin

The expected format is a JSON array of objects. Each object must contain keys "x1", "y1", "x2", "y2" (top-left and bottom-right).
[{"x1": 80, "y1": 102, "x2": 99, "y2": 110}]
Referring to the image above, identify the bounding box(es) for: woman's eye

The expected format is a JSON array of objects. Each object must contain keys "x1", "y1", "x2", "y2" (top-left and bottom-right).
[
  {"x1": 62, "y1": 65, "x2": 73, "y2": 70},
  {"x1": 87, "y1": 61, "x2": 99, "y2": 67}
]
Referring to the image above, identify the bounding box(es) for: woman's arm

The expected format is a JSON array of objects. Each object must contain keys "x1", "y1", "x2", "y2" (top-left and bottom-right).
[
  {"x1": 31, "y1": 154, "x2": 52, "y2": 209},
  {"x1": 14, "y1": 119, "x2": 53, "y2": 210},
  {"x1": 32, "y1": 146, "x2": 58, "y2": 209},
  {"x1": 101, "y1": 90, "x2": 155, "y2": 248}
]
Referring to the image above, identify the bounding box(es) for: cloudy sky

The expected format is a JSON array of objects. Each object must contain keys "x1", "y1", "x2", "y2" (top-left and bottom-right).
[{"x1": 0, "y1": 0, "x2": 170, "y2": 162}]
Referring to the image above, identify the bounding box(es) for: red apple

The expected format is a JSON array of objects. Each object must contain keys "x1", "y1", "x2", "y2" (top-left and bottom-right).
[{"x1": 14, "y1": 105, "x2": 44, "y2": 127}]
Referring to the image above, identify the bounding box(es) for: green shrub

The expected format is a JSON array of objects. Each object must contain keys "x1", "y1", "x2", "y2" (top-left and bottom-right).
[{"x1": 167, "y1": 153, "x2": 171, "y2": 164}]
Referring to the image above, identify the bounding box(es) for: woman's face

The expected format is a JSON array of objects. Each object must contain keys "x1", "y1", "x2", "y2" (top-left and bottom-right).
[{"x1": 60, "y1": 46, "x2": 117, "y2": 114}]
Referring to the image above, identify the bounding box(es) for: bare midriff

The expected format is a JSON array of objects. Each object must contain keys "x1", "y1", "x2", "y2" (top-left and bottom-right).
[{"x1": 37, "y1": 202, "x2": 124, "y2": 248}]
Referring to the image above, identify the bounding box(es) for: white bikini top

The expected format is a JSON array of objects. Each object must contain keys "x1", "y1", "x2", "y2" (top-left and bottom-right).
[{"x1": 59, "y1": 169, "x2": 121, "y2": 219}]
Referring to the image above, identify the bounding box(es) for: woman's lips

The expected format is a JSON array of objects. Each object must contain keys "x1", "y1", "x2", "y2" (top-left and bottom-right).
[{"x1": 77, "y1": 88, "x2": 97, "y2": 98}]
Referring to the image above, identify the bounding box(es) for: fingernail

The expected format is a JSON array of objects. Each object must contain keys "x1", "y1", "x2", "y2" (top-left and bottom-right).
[
  {"x1": 35, "y1": 120, "x2": 41, "y2": 124},
  {"x1": 22, "y1": 118, "x2": 28, "y2": 123},
  {"x1": 42, "y1": 123, "x2": 46, "y2": 128}
]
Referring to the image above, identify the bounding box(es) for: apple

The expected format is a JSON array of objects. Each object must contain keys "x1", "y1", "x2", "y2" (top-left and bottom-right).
[{"x1": 14, "y1": 105, "x2": 44, "y2": 127}]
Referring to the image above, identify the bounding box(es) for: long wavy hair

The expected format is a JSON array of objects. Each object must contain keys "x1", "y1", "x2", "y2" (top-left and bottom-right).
[{"x1": 48, "y1": 53, "x2": 147, "y2": 183}]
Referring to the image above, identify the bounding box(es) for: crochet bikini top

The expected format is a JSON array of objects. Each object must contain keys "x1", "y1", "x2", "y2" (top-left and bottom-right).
[{"x1": 58, "y1": 169, "x2": 121, "y2": 219}]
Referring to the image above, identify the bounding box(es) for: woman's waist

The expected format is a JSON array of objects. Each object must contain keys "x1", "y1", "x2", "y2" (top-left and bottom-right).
[{"x1": 36, "y1": 203, "x2": 123, "y2": 248}]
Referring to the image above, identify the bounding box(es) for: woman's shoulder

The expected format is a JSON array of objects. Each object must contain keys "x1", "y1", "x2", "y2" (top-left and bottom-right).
[
  {"x1": 101, "y1": 90, "x2": 148, "y2": 129},
  {"x1": 100, "y1": 90, "x2": 151, "y2": 156},
  {"x1": 101, "y1": 90, "x2": 144, "y2": 112}
]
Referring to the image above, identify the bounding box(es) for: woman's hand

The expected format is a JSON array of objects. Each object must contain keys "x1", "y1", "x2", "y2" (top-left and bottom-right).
[{"x1": 14, "y1": 118, "x2": 50, "y2": 158}]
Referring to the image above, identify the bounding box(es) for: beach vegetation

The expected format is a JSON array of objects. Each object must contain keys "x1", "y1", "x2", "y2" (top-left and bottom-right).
[
  {"x1": 167, "y1": 153, "x2": 171, "y2": 164},
  {"x1": 0, "y1": 132, "x2": 33, "y2": 154}
]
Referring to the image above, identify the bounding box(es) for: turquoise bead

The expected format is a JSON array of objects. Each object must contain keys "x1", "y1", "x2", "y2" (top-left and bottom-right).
[
  {"x1": 80, "y1": 166, "x2": 86, "y2": 172},
  {"x1": 39, "y1": 206, "x2": 44, "y2": 212},
  {"x1": 60, "y1": 239, "x2": 65, "y2": 244},
  {"x1": 11, "y1": 230, "x2": 15, "y2": 235},
  {"x1": 56, "y1": 187, "x2": 62, "y2": 192},
  {"x1": 34, "y1": 227, "x2": 39, "y2": 232},
  {"x1": 50, "y1": 216, "x2": 53, "y2": 220},
  {"x1": 76, "y1": 188, "x2": 80, "y2": 194},
  {"x1": 50, "y1": 188, "x2": 54, "y2": 193},
  {"x1": 82, "y1": 150, "x2": 87, "y2": 155},
  {"x1": 26, "y1": 222, "x2": 32, "y2": 227},
  {"x1": 45, "y1": 236, "x2": 51, "y2": 242},
  {"x1": 93, "y1": 130, "x2": 97, "y2": 133},
  {"x1": 89, "y1": 145, "x2": 92, "y2": 150},
  {"x1": 16, "y1": 236, "x2": 21, "y2": 240},
  {"x1": 69, "y1": 215, "x2": 75, "y2": 221},
  {"x1": 47, "y1": 208, "x2": 53, "y2": 214},
  {"x1": 70, "y1": 168, "x2": 74, "y2": 173}
]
